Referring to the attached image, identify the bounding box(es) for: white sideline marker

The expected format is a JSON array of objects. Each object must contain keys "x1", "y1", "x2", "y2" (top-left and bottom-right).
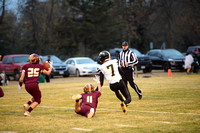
[
  {"x1": 114, "y1": 124, "x2": 136, "y2": 127},
  {"x1": 153, "y1": 121, "x2": 177, "y2": 124},
  {"x1": 72, "y1": 128, "x2": 93, "y2": 132}
]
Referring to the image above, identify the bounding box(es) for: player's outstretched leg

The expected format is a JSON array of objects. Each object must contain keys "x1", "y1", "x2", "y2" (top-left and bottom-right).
[
  {"x1": 24, "y1": 104, "x2": 29, "y2": 113},
  {"x1": 87, "y1": 108, "x2": 94, "y2": 118},
  {"x1": 24, "y1": 98, "x2": 34, "y2": 112},
  {"x1": 72, "y1": 94, "x2": 82, "y2": 100},
  {"x1": 24, "y1": 101, "x2": 39, "y2": 117},
  {"x1": 24, "y1": 111, "x2": 31, "y2": 117}
]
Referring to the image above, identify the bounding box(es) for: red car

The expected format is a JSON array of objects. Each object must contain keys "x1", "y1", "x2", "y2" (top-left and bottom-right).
[{"x1": 0, "y1": 54, "x2": 29, "y2": 80}]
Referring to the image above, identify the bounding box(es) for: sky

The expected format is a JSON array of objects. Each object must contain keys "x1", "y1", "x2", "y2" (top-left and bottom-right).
[
  {"x1": 5, "y1": 0, "x2": 46, "y2": 12},
  {"x1": 6, "y1": 0, "x2": 18, "y2": 11}
]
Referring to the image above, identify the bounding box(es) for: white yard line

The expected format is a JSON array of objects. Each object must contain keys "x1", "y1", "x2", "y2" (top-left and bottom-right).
[
  {"x1": 72, "y1": 128, "x2": 93, "y2": 132},
  {"x1": 0, "y1": 131, "x2": 17, "y2": 133},
  {"x1": 0, "y1": 105, "x2": 199, "y2": 116},
  {"x1": 113, "y1": 124, "x2": 137, "y2": 127},
  {"x1": 97, "y1": 108, "x2": 200, "y2": 116},
  {"x1": 153, "y1": 121, "x2": 177, "y2": 124}
]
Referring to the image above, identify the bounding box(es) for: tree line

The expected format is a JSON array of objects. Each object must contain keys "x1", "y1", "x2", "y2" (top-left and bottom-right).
[{"x1": 0, "y1": 0, "x2": 200, "y2": 60}]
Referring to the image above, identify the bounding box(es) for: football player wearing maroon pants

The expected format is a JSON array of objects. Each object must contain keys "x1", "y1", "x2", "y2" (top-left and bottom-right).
[
  {"x1": 19, "y1": 53, "x2": 52, "y2": 117},
  {"x1": 0, "y1": 87, "x2": 4, "y2": 97},
  {"x1": 72, "y1": 75, "x2": 102, "y2": 118}
]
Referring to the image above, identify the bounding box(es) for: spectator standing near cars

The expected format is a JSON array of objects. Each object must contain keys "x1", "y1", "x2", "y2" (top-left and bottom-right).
[
  {"x1": 45, "y1": 56, "x2": 51, "y2": 82},
  {"x1": 184, "y1": 52, "x2": 194, "y2": 74},
  {"x1": 0, "y1": 72, "x2": 9, "y2": 86},
  {"x1": 118, "y1": 41, "x2": 142, "y2": 100}
]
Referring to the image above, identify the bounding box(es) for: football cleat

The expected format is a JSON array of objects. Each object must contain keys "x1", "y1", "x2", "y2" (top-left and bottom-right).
[
  {"x1": 139, "y1": 90, "x2": 143, "y2": 100},
  {"x1": 24, "y1": 111, "x2": 31, "y2": 117},
  {"x1": 87, "y1": 108, "x2": 94, "y2": 118},
  {"x1": 121, "y1": 102, "x2": 127, "y2": 113},
  {"x1": 139, "y1": 95, "x2": 142, "y2": 100},
  {"x1": 23, "y1": 104, "x2": 29, "y2": 113},
  {"x1": 72, "y1": 94, "x2": 82, "y2": 100}
]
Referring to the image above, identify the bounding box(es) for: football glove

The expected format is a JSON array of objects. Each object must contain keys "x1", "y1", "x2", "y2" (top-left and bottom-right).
[
  {"x1": 18, "y1": 85, "x2": 22, "y2": 92},
  {"x1": 18, "y1": 82, "x2": 23, "y2": 92},
  {"x1": 49, "y1": 61, "x2": 53, "y2": 68}
]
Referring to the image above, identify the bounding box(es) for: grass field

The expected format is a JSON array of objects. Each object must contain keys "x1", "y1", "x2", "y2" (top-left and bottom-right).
[{"x1": 0, "y1": 71, "x2": 200, "y2": 133}]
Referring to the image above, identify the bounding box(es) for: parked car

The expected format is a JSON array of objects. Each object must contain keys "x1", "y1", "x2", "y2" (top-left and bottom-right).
[
  {"x1": 0, "y1": 54, "x2": 29, "y2": 80},
  {"x1": 65, "y1": 57, "x2": 100, "y2": 77},
  {"x1": 146, "y1": 49, "x2": 185, "y2": 72},
  {"x1": 186, "y1": 46, "x2": 200, "y2": 73},
  {"x1": 186, "y1": 45, "x2": 200, "y2": 54},
  {"x1": 108, "y1": 48, "x2": 152, "y2": 73},
  {"x1": 186, "y1": 45, "x2": 200, "y2": 62},
  {"x1": 41, "y1": 55, "x2": 70, "y2": 78}
]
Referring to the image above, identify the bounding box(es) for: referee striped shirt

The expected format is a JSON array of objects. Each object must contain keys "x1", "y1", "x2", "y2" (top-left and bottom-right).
[{"x1": 118, "y1": 49, "x2": 138, "y2": 68}]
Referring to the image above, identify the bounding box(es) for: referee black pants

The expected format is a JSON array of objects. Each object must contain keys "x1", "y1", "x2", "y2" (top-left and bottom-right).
[
  {"x1": 110, "y1": 80, "x2": 131, "y2": 105},
  {"x1": 121, "y1": 67, "x2": 142, "y2": 97}
]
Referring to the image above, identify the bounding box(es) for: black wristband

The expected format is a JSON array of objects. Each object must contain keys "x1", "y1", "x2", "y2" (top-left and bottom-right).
[{"x1": 19, "y1": 82, "x2": 23, "y2": 86}]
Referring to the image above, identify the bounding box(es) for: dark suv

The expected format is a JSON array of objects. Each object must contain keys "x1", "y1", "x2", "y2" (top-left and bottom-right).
[
  {"x1": 146, "y1": 49, "x2": 185, "y2": 72},
  {"x1": 186, "y1": 45, "x2": 200, "y2": 62},
  {"x1": 186, "y1": 46, "x2": 200, "y2": 73},
  {"x1": 186, "y1": 46, "x2": 200, "y2": 54},
  {"x1": 109, "y1": 48, "x2": 152, "y2": 73},
  {"x1": 41, "y1": 55, "x2": 70, "y2": 78}
]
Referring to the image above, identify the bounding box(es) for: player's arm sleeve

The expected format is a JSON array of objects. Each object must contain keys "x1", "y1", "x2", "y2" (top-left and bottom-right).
[
  {"x1": 118, "y1": 52, "x2": 121, "y2": 66},
  {"x1": 19, "y1": 64, "x2": 26, "y2": 84},
  {"x1": 41, "y1": 64, "x2": 45, "y2": 70},
  {"x1": 97, "y1": 91, "x2": 101, "y2": 97},
  {"x1": 99, "y1": 72, "x2": 104, "y2": 86},
  {"x1": 95, "y1": 71, "x2": 104, "y2": 91}
]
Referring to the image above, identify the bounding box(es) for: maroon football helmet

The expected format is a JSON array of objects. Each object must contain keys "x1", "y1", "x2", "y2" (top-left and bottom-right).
[
  {"x1": 29, "y1": 53, "x2": 41, "y2": 64},
  {"x1": 83, "y1": 83, "x2": 94, "y2": 93}
]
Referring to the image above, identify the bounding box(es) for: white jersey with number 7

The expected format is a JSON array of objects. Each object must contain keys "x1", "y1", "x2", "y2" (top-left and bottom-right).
[{"x1": 98, "y1": 59, "x2": 122, "y2": 84}]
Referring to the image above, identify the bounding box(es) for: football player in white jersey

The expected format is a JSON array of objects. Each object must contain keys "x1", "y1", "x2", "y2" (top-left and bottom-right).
[{"x1": 97, "y1": 51, "x2": 131, "y2": 113}]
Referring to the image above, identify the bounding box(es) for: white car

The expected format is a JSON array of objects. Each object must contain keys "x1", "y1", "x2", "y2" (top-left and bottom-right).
[{"x1": 65, "y1": 57, "x2": 100, "y2": 77}]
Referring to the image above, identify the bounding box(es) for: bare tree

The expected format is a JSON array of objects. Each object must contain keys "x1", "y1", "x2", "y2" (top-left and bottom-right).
[{"x1": 0, "y1": 0, "x2": 5, "y2": 24}]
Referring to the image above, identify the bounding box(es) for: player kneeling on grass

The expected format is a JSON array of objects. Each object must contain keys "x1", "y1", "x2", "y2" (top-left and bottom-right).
[
  {"x1": 72, "y1": 75, "x2": 102, "y2": 118},
  {"x1": 19, "y1": 53, "x2": 52, "y2": 117}
]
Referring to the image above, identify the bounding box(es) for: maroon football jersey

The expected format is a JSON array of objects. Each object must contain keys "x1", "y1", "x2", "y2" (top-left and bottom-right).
[
  {"x1": 22, "y1": 63, "x2": 45, "y2": 84},
  {"x1": 81, "y1": 91, "x2": 101, "y2": 110}
]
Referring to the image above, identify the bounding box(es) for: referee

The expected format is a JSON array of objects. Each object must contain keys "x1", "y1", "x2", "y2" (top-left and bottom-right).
[{"x1": 118, "y1": 41, "x2": 142, "y2": 100}]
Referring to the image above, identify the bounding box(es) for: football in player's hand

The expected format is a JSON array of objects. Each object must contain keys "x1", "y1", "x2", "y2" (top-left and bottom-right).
[{"x1": 43, "y1": 61, "x2": 50, "y2": 70}]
